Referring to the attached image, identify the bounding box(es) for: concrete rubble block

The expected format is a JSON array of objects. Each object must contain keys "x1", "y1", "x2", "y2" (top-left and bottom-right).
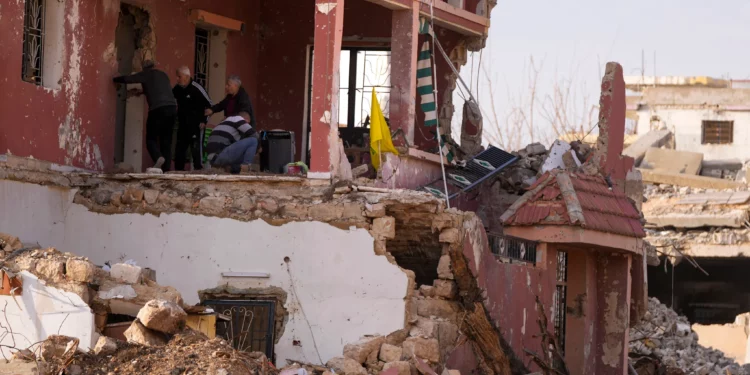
[
  {"x1": 623, "y1": 129, "x2": 672, "y2": 165},
  {"x1": 647, "y1": 210, "x2": 748, "y2": 229},
  {"x1": 432, "y1": 280, "x2": 457, "y2": 299},
  {"x1": 541, "y1": 140, "x2": 572, "y2": 173},
  {"x1": 436, "y1": 255, "x2": 454, "y2": 280},
  {"x1": 441, "y1": 369, "x2": 460, "y2": 375},
  {"x1": 40, "y1": 335, "x2": 78, "y2": 362},
  {"x1": 343, "y1": 335, "x2": 385, "y2": 364},
  {"x1": 110, "y1": 192, "x2": 123, "y2": 207},
  {"x1": 371, "y1": 217, "x2": 396, "y2": 240},
  {"x1": 639, "y1": 169, "x2": 744, "y2": 190},
  {"x1": 110, "y1": 263, "x2": 143, "y2": 284},
  {"x1": 382, "y1": 361, "x2": 411, "y2": 375},
  {"x1": 93, "y1": 336, "x2": 119, "y2": 355},
  {"x1": 136, "y1": 299, "x2": 187, "y2": 334},
  {"x1": 641, "y1": 147, "x2": 703, "y2": 175},
  {"x1": 410, "y1": 317, "x2": 438, "y2": 338},
  {"x1": 365, "y1": 203, "x2": 386, "y2": 218},
  {"x1": 402, "y1": 337, "x2": 440, "y2": 363},
  {"x1": 438, "y1": 228, "x2": 460, "y2": 244},
  {"x1": 34, "y1": 259, "x2": 65, "y2": 282},
  {"x1": 374, "y1": 239, "x2": 387, "y2": 256},
  {"x1": 326, "y1": 357, "x2": 368, "y2": 375},
  {"x1": 124, "y1": 320, "x2": 168, "y2": 347},
  {"x1": 199, "y1": 196, "x2": 226, "y2": 212},
  {"x1": 379, "y1": 343, "x2": 403, "y2": 363},
  {"x1": 310, "y1": 204, "x2": 345, "y2": 221},
  {"x1": 143, "y1": 190, "x2": 159, "y2": 205},
  {"x1": 59, "y1": 283, "x2": 91, "y2": 305},
  {"x1": 416, "y1": 299, "x2": 458, "y2": 321},
  {"x1": 385, "y1": 329, "x2": 410, "y2": 347},
  {"x1": 0, "y1": 233, "x2": 22, "y2": 252},
  {"x1": 431, "y1": 213, "x2": 456, "y2": 232},
  {"x1": 98, "y1": 284, "x2": 138, "y2": 300},
  {"x1": 65, "y1": 259, "x2": 95, "y2": 283}
]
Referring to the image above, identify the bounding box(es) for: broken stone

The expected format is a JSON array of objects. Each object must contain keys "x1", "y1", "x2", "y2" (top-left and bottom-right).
[
  {"x1": 374, "y1": 239, "x2": 387, "y2": 256},
  {"x1": 40, "y1": 335, "x2": 78, "y2": 362},
  {"x1": 233, "y1": 196, "x2": 255, "y2": 211},
  {"x1": 342, "y1": 203, "x2": 363, "y2": 219},
  {"x1": 343, "y1": 336, "x2": 385, "y2": 364},
  {"x1": 379, "y1": 343, "x2": 403, "y2": 363},
  {"x1": 0, "y1": 233, "x2": 22, "y2": 252},
  {"x1": 93, "y1": 336, "x2": 119, "y2": 355},
  {"x1": 59, "y1": 283, "x2": 91, "y2": 304},
  {"x1": 35, "y1": 259, "x2": 65, "y2": 282},
  {"x1": 402, "y1": 337, "x2": 440, "y2": 363},
  {"x1": 199, "y1": 196, "x2": 225, "y2": 212},
  {"x1": 382, "y1": 361, "x2": 411, "y2": 375},
  {"x1": 123, "y1": 188, "x2": 144, "y2": 203},
  {"x1": 93, "y1": 190, "x2": 111, "y2": 205},
  {"x1": 438, "y1": 228, "x2": 460, "y2": 244},
  {"x1": 419, "y1": 285, "x2": 435, "y2": 298},
  {"x1": 410, "y1": 317, "x2": 438, "y2": 338},
  {"x1": 124, "y1": 320, "x2": 167, "y2": 347},
  {"x1": 525, "y1": 142, "x2": 547, "y2": 156},
  {"x1": 110, "y1": 192, "x2": 123, "y2": 207},
  {"x1": 416, "y1": 299, "x2": 458, "y2": 320},
  {"x1": 136, "y1": 299, "x2": 187, "y2": 334},
  {"x1": 143, "y1": 190, "x2": 159, "y2": 205},
  {"x1": 310, "y1": 204, "x2": 344, "y2": 221},
  {"x1": 326, "y1": 357, "x2": 367, "y2": 375},
  {"x1": 372, "y1": 217, "x2": 396, "y2": 240},
  {"x1": 65, "y1": 259, "x2": 95, "y2": 283},
  {"x1": 385, "y1": 329, "x2": 410, "y2": 347},
  {"x1": 432, "y1": 280, "x2": 457, "y2": 299},
  {"x1": 98, "y1": 284, "x2": 138, "y2": 300},
  {"x1": 282, "y1": 204, "x2": 309, "y2": 219},
  {"x1": 110, "y1": 263, "x2": 142, "y2": 284},
  {"x1": 365, "y1": 203, "x2": 386, "y2": 218},
  {"x1": 437, "y1": 255, "x2": 453, "y2": 280}
]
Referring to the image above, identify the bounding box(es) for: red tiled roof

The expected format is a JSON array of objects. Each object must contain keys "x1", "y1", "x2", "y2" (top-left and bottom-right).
[{"x1": 501, "y1": 170, "x2": 645, "y2": 238}]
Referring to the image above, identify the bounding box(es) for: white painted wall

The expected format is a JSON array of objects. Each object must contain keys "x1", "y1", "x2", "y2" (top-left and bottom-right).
[
  {"x1": 0, "y1": 271, "x2": 95, "y2": 357},
  {"x1": 0, "y1": 180, "x2": 408, "y2": 366},
  {"x1": 635, "y1": 107, "x2": 750, "y2": 161}
]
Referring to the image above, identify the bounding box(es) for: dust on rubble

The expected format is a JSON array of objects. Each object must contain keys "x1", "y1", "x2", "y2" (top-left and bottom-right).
[
  {"x1": 71, "y1": 332, "x2": 277, "y2": 375},
  {"x1": 630, "y1": 297, "x2": 750, "y2": 375}
]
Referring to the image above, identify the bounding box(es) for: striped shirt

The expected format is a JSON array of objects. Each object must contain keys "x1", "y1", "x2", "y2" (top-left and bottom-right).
[{"x1": 205, "y1": 116, "x2": 255, "y2": 160}]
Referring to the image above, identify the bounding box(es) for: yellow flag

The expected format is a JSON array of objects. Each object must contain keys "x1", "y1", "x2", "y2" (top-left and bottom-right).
[{"x1": 370, "y1": 88, "x2": 399, "y2": 170}]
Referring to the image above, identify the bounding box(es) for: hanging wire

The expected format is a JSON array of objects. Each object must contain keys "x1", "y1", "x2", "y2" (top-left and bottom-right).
[{"x1": 429, "y1": 0, "x2": 451, "y2": 208}]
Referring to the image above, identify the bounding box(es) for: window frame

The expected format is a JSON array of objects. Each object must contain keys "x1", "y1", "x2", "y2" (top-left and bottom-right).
[
  {"x1": 21, "y1": 0, "x2": 46, "y2": 86},
  {"x1": 701, "y1": 120, "x2": 734, "y2": 145}
]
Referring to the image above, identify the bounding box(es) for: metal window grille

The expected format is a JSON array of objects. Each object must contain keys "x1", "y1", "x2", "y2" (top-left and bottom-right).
[
  {"x1": 21, "y1": 0, "x2": 45, "y2": 85},
  {"x1": 553, "y1": 251, "x2": 568, "y2": 357},
  {"x1": 702, "y1": 120, "x2": 733, "y2": 145},
  {"x1": 204, "y1": 300, "x2": 276, "y2": 359},
  {"x1": 486, "y1": 233, "x2": 537, "y2": 265},
  {"x1": 194, "y1": 28, "x2": 210, "y2": 89}
]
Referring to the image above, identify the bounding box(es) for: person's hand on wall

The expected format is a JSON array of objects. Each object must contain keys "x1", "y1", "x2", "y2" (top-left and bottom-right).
[
  {"x1": 199, "y1": 123, "x2": 205, "y2": 130},
  {"x1": 204, "y1": 109, "x2": 213, "y2": 116}
]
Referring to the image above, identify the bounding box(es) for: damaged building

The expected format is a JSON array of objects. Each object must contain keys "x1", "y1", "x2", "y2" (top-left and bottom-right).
[{"x1": 0, "y1": 0, "x2": 657, "y2": 374}]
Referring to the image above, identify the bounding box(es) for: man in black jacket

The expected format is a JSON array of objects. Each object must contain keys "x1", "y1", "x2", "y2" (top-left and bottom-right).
[
  {"x1": 113, "y1": 60, "x2": 177, "y2": 171},
  {"x1": 173, "y1": 66, "x2": 212, "y2": 171},
  {"x1": 204, "y1": 75, "x2": 256, "y2": 128}
]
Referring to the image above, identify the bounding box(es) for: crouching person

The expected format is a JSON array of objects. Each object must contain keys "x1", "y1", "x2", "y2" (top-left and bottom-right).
[{"x1": 205, "y1": 111, "x2": 259, "y2": 174}]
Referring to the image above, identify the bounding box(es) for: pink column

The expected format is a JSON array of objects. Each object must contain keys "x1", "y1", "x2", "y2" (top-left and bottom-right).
[
  {"x1": 564, "y1": 250, "x2": 598, "y2": 375},
  {"x1": 309, "y1": 0, "x2": 345, "y2": 179},
  {"x1": 594, "y1": 252, "x2": 632, "y2": 375},
  {"x1": 389, "y1": 2, "x2": 419, "y2": 147}
]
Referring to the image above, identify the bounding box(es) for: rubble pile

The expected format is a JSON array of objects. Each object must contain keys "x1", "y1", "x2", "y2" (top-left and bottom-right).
[
  {"x1": 630, "y1": 298, "x2": 749, "y2": 374},
  {"x1": 644, "y1": 184, "x2": 746, "y2": 199}
]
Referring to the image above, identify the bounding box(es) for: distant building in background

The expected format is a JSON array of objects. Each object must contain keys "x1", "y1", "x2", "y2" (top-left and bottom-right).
[{"x1": 626, "y1": 76, "x2": 750, "y2": 161}]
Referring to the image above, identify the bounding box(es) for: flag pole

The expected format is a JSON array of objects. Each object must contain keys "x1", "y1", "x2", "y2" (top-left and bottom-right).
[
  {"x1": 429, "y1": 1, "x2": 451, "y2": 209},
  {"x1": 378, "y1": 142, "x2": 382, "y2": 180}
]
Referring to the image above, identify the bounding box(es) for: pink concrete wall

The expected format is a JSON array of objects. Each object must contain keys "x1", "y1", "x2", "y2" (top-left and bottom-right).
[
  {"x1": 451, "y1": 219, "x2": 558, "y2": 372},
  {"x1": 0, "y1": 0, "x2": 260, "y2": 171}
]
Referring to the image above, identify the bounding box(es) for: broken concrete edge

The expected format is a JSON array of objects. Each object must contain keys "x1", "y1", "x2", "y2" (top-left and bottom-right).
[{"x1": 639, "y1": 168, "x2": 745, "y2": 190}]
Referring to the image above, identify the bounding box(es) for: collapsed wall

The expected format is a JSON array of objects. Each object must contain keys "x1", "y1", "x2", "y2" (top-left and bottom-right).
[{"x1": 0, "y1": 159, "x2": 535, "y2": 374}]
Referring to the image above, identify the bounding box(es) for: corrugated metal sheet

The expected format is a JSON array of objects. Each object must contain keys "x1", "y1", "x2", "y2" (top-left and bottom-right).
[{"x1": 503, "y1": 171, "x2": 645, "y2": 238}]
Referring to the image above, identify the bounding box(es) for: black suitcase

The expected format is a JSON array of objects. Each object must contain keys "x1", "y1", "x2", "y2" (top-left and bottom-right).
[{"x1": 260, "y1": 130, "x2": 295, "y2": 173}]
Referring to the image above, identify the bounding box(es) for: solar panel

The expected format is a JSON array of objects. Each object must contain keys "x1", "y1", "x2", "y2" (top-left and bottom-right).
[{"x1": 419, "y1": 146, "x2": 518, "y2": 200}]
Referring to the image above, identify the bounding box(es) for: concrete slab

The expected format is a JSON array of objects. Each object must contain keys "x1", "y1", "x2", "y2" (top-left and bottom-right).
[
  {"x1": 701, "y1": 159, "x2": 743, "y2": 179},
  {"x1": 677, "y1": 192, "x2": 750, "y2": 205},
  {"x1": 641, "y1": 147, "x2": 704, "y2": 175},
  {"x1": 623, "y1": 130, "x2": 672, "y2": 165},
  {"x1": 0, "y1": 362, "x2": 37, "y2": 375},
  {"x1": 684, "y1": 244, "x2": 750, "y2": 258},
  {"x1": 646, "y1": 210, "x2": 748, "y2": 229},
  {"x1": 639, "y1": 169, "x2": 745, "y2": 190}
]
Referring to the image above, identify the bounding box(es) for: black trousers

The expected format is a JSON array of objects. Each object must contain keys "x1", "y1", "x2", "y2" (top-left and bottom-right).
[
  {"x1": 174, "y1": 116, "x2": 204, "y2": 171},
  {"x1": 146, "y1": 106, "x2": 177, "y2": 171}
]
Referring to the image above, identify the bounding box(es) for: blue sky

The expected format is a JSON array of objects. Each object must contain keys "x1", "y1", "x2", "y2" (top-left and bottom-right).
[{"x1": 454, "y1": 0, "x2": 750, "y2": 147}]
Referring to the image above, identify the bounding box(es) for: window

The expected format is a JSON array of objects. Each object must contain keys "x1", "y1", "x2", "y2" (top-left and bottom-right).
[
  {"x1": 486, "y1": 233, "x2": 537, "y2": 265},
  {"x1": 702, "y1": 120, "x2": 734, "y2": 145},
  {"x1": 553, "y1": 251, "x2": 568, "y2": 357},
  {"x1": 21, "y1": 0, "x2": 46, "y2": 85},
  {"x1": 194, "y1": 28, "x2": 210, "y2": 89},
  {"x1": 338, "y1": 48, "x2": 391, "y2": 128}
]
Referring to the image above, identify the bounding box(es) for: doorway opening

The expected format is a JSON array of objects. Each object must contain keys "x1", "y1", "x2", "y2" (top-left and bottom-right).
[{"x1": 204, "y1": 300, "x2": 276, "y2": 360}]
